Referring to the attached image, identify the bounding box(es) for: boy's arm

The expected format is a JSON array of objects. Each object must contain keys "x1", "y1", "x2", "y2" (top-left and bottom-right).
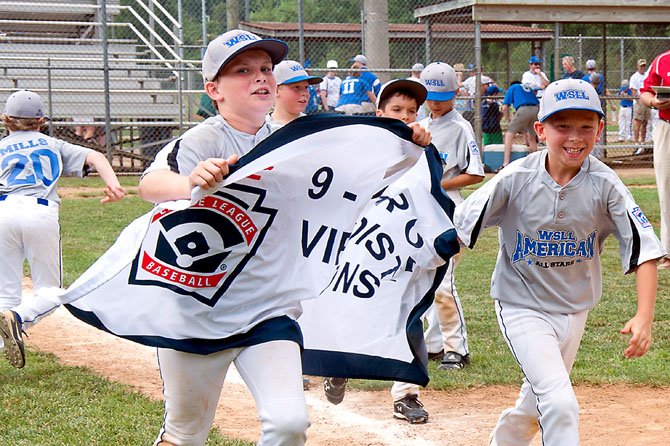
[
  {"x1": 84, "y1": 151, "x2": 126, "y2": 203},
  {"x1": 620, "y1": 259, "x2": 657, "y2": 358},
  {"x1": 138, "y1": 155, "x2": 238, "y2": 204},
  {"x1": 441, "y1": 173, "x2": 484, "y2": 191}
]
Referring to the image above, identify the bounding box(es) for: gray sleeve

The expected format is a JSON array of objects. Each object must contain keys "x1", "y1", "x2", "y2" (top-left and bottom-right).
[
  {"x1": 454, "y1": 172, "x2": 509, "y2": 248},
  {"x1": 604, "y1": 177, "x2": 666, "y2": 273},
  {"x1": 56, "y1": 138, "x2": 93, "y2": 177}
]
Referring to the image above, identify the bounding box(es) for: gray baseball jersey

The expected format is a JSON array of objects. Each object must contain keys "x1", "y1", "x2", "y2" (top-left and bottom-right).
[
  {"x1": 144, "y1": 115, "x2": 273, "y2": 176},
  {"x1": 454, "y1": 150, "x2": 665, "y2": 313},
  {"x1": 0, "y1": 130, "x2": 91, "y2": 203},
  {"x1": 419, "y1": 109, "x2": 485, "y2": 203}
]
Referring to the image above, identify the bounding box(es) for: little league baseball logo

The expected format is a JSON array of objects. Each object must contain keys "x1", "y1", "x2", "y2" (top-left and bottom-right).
[{"x1": 128, "y1": 184, "x2": 276, "y2": 306}]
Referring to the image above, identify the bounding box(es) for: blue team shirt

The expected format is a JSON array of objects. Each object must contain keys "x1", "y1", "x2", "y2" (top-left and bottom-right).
[
  {"x1": 619, "y1": 86, "x2": 633, "y2": 108},
  {"x1": 502, "y1": 83, "x2": 539, "y2": 110},
  {"x1": 582, "y1": 73, "x2": 605, "y2": 95},
  {"x1": 360, "y1": 71, "x2": 381, "y2": 97},
  {"x1": 337, "y1": 76, "x2": 373, "y2": 107}
]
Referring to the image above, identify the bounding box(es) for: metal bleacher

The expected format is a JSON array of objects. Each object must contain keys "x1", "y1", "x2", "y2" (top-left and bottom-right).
[{"x1": 0, "y1": 0, "x2": 192, "y2": 171}]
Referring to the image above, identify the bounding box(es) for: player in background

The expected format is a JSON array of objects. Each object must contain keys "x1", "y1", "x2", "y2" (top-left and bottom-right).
[
  {"x1": 419, "y1": 62, "x2": 485, "y2": 371},
  {"x1": 267, "y1": 59, "x2": 323, "y2": 131},
  {"x1": 319, "y1": 60, "x2": 342, "y2": 113},
  {"x1": 0, "y1": 90, "x2": 125, "y2": 365},
  {"x1": 639, "y1": 49, "x2": 670, "y2": 271},
  {"x1": 335, "y1": 62, "x2": 375, "y2": 116},
  {"x1": 454, "y1": 79, "x2": 664, "y2": 446},
  {"x1": 617, "y1": 79, "x2": 634, "y2": 142},
  {"x1": 322, "y1": 80, "x2": 433, "y2": 421},
  {"x1": 349, "y1": 54, "x2": 381, "y2": 114}
]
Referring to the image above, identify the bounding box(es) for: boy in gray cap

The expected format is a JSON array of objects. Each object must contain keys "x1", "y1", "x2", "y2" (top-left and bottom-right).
[{"x1": 0, "y1": 90, "x2": 125, "y2": 365}]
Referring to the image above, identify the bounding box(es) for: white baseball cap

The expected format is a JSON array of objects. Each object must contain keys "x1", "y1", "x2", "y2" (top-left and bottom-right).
[
  {"x1": 420, "y1": 62, "x2": 458, "y2": 101},
  {"x1": 326, "y1": 60, "x2": 338, "y2": 69},
  {"x1": 351, "y1": 54, "x2": 368, "y2": 65},
  {"x1": 538, "y1": 79, "x2": 605, "y2": 122},
  {"x1": 585, "y1": 59, "x2": 596, "y2": 69},
  {"x1": 375, "y1": 78, "x2": 428, "y2": 109},
  {"x1": 273, "y1": 60, "x2": 323, "y2": 86},
  {"x1": 481, "y1": 75, "x2": 493, "y2": 84},
  {"x1": 411, "y1": 63, "x2": 425, "y2": 72},
  {"x1": 202, "y1": 29, "x2": 288, "y2": 82},
  {"x1": 3, "y1": 90, "x2": 47, "y2": 119}
]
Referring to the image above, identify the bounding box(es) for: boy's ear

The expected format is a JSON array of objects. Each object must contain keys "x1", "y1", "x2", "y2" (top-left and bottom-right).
[
  {"x1": 205, "y1": 81, "x2": 223, "y2": 103},
  {"x1": 533, "y1": 121, "x2": 546, "y2": 141},
  {"x1": 375, "y1": 109, "x2": 384, "y2": 117}
]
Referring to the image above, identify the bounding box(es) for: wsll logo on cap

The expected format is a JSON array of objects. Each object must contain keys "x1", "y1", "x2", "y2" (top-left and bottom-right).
[
  {"x1": 202, "y1": 29, "x2": 288, "y2": 82},
  {"x1": 538, "y1": 79, "x2": 605, "y2": 122},
  {"x1": 419, "y1": 62, "x2": 458, "y2": 101},
  {"x1": 273, "y1": 60, "x2": 323, "y2": 86}
]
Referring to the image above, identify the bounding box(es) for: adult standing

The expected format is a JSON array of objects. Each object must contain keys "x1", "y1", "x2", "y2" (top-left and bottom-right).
[
  {"x1": 521, "y1": 55, "x2": 550, "y2": 97},
  {"x1": 640, "y1": 49, "x2": 670, "y2": 270},
  {"x1": 630, "y1": 58, "x2": 651, "y2": 145},
  {"x1": 561, "y1": 56, "x2": 585, "y2": 80},
  {"x1": 498, "y1": 81, "x2": 539, "y2": 172},
  {"x1": 350, "y1": 54, "x2": 380, "y2": 114},
  {"x1": 319, "y1": 60, "x2": 342, "y2": 113}
]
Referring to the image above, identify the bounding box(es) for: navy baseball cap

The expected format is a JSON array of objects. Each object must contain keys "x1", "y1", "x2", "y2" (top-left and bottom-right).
[
  {"x1": 529, "y1": 55, "x2": 542, "y2": 64},
  {"x1": 202, "y1": 29, "x2": 288, "y2": 82},
  {"x1": 538, "y1": 79, "x2": 605, "y2": 122},
  {"x1": 3, "y1": 90, "x2": 47, "y2": 119},
  {"x1": 420, "y1": 62, "x2": 458, "y2": 101},
  {"x1": 376, "y1": 78, "x2": 427, "y2": 109}
]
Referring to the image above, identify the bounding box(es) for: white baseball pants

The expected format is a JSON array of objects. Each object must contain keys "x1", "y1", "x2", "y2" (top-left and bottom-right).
[
  {"x1": 491, "y1": 300, "x2": 589, "y2": 446},
  {"x1": 0, "y1": 196, "x2": 61, "y2": 309},
  {"x1": 653, "y1": 119, "x2": 670, "y2": 258},
  {"x1": 424, "y1": 252, "x2": 469, "y2": 356},
  {"x1": 154, "y1": 340, "x2": 309, "y2": 446},
  {"x1": 617, "y1": 106, "x2": 633, "y2": 141}
]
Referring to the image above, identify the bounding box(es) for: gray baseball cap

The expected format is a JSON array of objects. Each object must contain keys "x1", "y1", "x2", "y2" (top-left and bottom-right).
[
  {"x1": 538, "y1": 79, "x2": 605, "y2": 122},
  {"x1": 3, "y1": 90, "x2": 47, "y2": 119},
  {"x1": 274, "y1": 60, "x2": 323, "y2": 86},
  {"x1": 420, "y1": 62, "x2": 458, "y2": 101},
  {"x1": 202, "y1": 29, "x2": 288, "y2": 82}
]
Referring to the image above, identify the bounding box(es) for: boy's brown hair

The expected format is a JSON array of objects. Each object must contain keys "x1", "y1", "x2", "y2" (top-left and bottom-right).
[
  {"x1": 375, "y1": 79, "x2": 427, "y2": 112},
  {"x1": 2, "y1": 115, "x2": 44, "y2": 132}
]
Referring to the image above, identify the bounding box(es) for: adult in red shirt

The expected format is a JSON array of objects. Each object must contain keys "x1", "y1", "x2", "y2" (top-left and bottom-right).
[{"x1": 640, "y1": 49, "x2": 670, "y2": 270}]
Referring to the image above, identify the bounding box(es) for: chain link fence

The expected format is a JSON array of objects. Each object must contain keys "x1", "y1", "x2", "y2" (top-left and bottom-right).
[{"x1": 0, "y1": 0, "x2": 667, "y2": 172}]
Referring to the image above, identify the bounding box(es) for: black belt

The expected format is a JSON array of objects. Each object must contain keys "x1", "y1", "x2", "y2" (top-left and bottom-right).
[
  {"x1": 0, "y1": 195, "x2": 50, "y2": 206},
  {"x1": 516, "y1": 104, "x2": 538, "y2": 108}
]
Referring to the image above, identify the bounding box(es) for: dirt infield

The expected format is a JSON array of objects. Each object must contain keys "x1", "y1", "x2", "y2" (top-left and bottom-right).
[{"x1": 26, "y1": 303, "x2": 668, "y2": 446}]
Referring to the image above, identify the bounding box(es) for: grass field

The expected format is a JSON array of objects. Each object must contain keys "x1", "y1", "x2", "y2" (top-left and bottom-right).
[{"x1": 0, "y1": 173, "x2": 668, "y2": 445}]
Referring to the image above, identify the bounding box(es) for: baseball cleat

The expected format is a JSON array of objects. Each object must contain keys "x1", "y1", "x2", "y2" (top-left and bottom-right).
[
  {"x1": 393, "y1": 394, "x2": 428, "y2": 424},
  {"x1": 438, "y1": 351, "x2": 470, "y2": 371},
  {"x1": 0, "y1": 310, "x2": 25, "y2": 368},
  {"x1": 323, "y1": 377, "x2": 348, "y2": 405}
]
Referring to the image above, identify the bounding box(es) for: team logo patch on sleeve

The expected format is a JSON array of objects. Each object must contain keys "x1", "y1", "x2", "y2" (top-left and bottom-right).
[
  {"x1": 129, "y1": 185, "x2": 276, "y2": 306},
  {"x1": 631, "y1": 206, "x2": 652, "y2": 228},
  {"x1": 468, "y1": 140, "x2": 480, "y2": 156}
]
